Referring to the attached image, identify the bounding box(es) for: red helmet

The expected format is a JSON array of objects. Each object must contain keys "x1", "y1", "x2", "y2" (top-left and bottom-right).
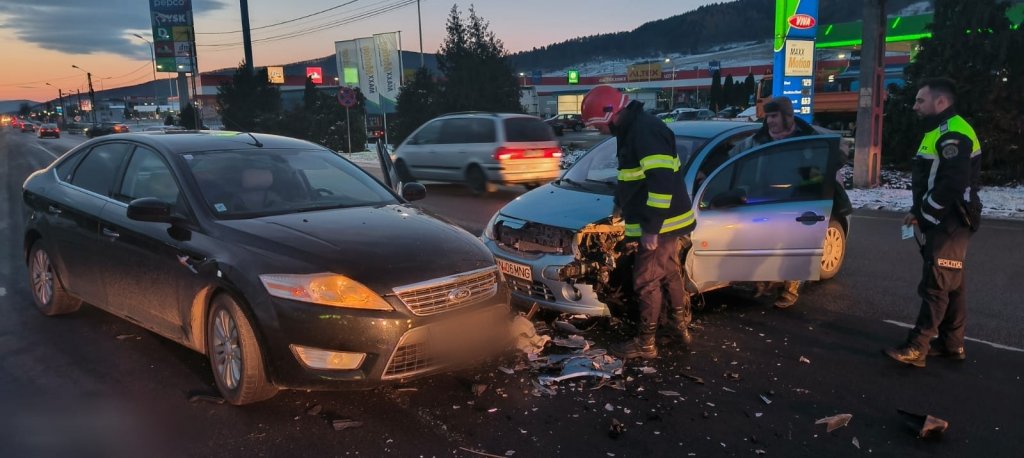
[{"x1": 581, "y1": 85, "x2": 628, "y2": 127}]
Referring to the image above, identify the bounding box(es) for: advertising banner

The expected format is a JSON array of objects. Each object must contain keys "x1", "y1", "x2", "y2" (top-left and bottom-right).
[
  {"x1": 306, "y1": 67, "x2": 323, "y2": 85},
  {"x1": 267, "y1": 66, "x2": 284, "y2": 84},
  {"x1": 373, "y1": 32, "x2": 402, "y2": 113},
  {"x1": 334, "y1": 39, "x2": 360, "y2": 86},
  {"x1": 149, "y1": 0, "x2": 194, "y2": 73},
  {"x1": 772, "y1": 0, "x2": 818, "y2": 121},
  {"x1": 355, "y1": 37, "x2": 381, "y2": 114}
]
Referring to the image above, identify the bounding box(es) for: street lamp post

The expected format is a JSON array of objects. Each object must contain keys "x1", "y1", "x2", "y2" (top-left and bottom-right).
[
  {"x1": 132, "y1": 33, "x2": 160, "y2": 108},
  {"x1": 519, "y1": 72, "x2": 526, "y2": 86},
  {"x1": 45, "y1": 82, "x2": 67, "y2": 125},
  {"x1": 665, "y1": 58, "x2": 676, "y2": 109},
  {"x1": 71, "y1": 65, "x2": 97, "y2": 123}
]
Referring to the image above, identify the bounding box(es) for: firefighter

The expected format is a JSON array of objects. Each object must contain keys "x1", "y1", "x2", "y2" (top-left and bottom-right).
[
  {"x1": 885, "y1": 77, "x2": 982, "y2": 367},
  {"x1": 580, "y1": 85, "x2": 696, "y2": 360}
]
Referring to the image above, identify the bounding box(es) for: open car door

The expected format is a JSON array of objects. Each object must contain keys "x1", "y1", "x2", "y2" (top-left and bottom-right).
[
  {"x1": 686, "y1": 135, "x2": 843, "y2": 290},
  {"x1": 374, "y1": 138, "x2": 401, "y2": 193}
]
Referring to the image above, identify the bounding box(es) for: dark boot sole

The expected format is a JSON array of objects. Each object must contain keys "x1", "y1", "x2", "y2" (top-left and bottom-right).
[{"x1": 927, "y1": 349, "x2": 967, "y2": 361}]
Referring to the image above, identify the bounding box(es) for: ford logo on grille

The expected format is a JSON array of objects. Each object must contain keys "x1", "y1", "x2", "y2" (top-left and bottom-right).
[{"x1": 447, "y1": 287, "x2": 473, "y2": 303}]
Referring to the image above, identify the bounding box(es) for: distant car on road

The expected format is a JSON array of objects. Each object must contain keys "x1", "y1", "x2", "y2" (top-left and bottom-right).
[
  {"x1": 20, "y1": 121, "x2": 37, "y2": 133},
  {"x1": 716, "y1": 106, "x2": 744, "y2": 119},
  {"x1": 84, "y1": 122, "x2": 129, "y2": 138},
  {"x1": 544, "y1": 113, "x2": 585, "y2": 136},
  {"x1": 37, "y1": 123, "x2": 60, "y2": 138},
  {"x1": 22, "y1": 131, "x2": 509, "y2": 405}
]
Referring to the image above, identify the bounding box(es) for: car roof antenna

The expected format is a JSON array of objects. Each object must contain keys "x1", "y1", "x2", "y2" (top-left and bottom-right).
[{"x1": 246, "y1": 132, "x2": 264, "y2": 148}]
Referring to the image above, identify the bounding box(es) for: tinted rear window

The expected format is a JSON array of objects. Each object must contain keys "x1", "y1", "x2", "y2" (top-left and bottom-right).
[{"x1": 503, "y1": 118, "x2": 554, "y2": 142}]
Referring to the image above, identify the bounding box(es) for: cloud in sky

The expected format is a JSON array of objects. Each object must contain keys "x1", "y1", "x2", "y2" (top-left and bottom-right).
[{"x1": 0, "y1": 0, "x2": 228, "y2": 58}]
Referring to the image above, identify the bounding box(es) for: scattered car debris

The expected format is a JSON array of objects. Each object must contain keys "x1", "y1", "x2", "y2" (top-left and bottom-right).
[
  {"x1": 188, "y1": 392, "x2": 225, "y2": 405},
  {"x1": 682, "y1": 373, "x2": 705, "y2": 385},
  {"x1": 639, "y1": 367, "x2": 657, "y2": 374},
  {"x1": 722, "y1": 387, "x2": 736, "y2": 393},
  {"x1": 498, "y1": 366, "x2": 515, "y2": 375},
  {"x1": 759, "y1": 394, "x2": 772, "y2": 405},
  {"x1": 332, "y1": 419, "x2": 364, "y2": 431},
  {"x1": 472, "y1": 383, "x2": 489, "y2": 396},
  {"x1": 306, "y1": 404, "x2": 323, "y2": 416},
  {"x1": 658, "y1": 390, "x2": 681, "y2": 397},
  {"x1": 511, "y1": 316, "x2": 551, "y2": 356},
  {"x1": 724, "y1": 371, "x2": 742, "y2": 381},
  {"x1": 552, "y1": 335, "x2": 591, "y2": 349},
  {"x1": 608, "y1": 418, "x2": 626, "y2": 439},
  {"x1": 853, "y1": 437, "x2": 861, "y2": 449},
  {"x1": 552, "y1": 320, "x2": 586, "y2": 334},
  {"x1": 605, "y1": 403, "x2": 615, "y2": 411},
  {"x1": 459, "y1": 446, "x2": 507, "y2": 458},
  {"x1": 815, "y1": 413, "x2": 853, "y2": 433},
  {"x1": 530, "y1": 380, "x2": 557, "y2": 397},
  {"x1": 799, "y1": 356, "x2": 811, "y2": 364},
  {"x1": 115, "y1": 334, "x2": 138, "y2": 340},
  {"x1": 897, "y1": 409, "x2": 950, "y2": 440}
]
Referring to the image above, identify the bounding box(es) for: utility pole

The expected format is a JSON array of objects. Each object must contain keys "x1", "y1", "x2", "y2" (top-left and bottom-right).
[
  {"x1": 853, "y1": 0, "x2": 886, "y2": 188},
  {"x1": 133, "y1": 33, "x2": 160, "y2": 107},
  {"x1": 46, "y1": 83, "x2": 66, "y2": 125},
  {"x1": 417, "y1": 0, "x2": 425, "y2": 68},
  {"x1": 240, "y1": 0, "x2": 254, "y2": 74},
  {"x1": 72, "y1": 65, "x2": 97, "y2": 124}
]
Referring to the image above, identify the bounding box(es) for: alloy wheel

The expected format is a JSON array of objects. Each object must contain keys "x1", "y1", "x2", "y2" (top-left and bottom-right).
[
  {"x1": 30, "y1": 249, "x2": 53, "y2": 306},
  {"x1": 212, "y1": 309, "x2": 242, "y2": 390},
  {"x1": 821, "y1": 226, "x2": 844, "y2": 273}
]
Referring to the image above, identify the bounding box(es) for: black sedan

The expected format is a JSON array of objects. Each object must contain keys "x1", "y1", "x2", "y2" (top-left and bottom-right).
[
  {"x1": 23, "y1": 131, "x2": 509, "y2": 404},
  {"x1": 84, "y1": 122, "x2": 129, "y2": 138}
]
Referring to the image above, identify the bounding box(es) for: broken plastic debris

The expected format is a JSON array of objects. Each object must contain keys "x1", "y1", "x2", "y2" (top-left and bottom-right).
[
  {"x1": 658, "y1": 390, "x2": 681, "y2": 397},
  {"x1": 505, "y1": 451, "x2": 515, "y2": 456},
  {"x1": 332, "y1": 419, "x2": 364, "y2": 431},
  {"x1": 799, "y1": 356, "x2": 811, "y2": 364},
  {"x1": 640, "y1": 366, "x2": 657, "y2": 374},
  {"x1": 682, "y1": 373, "x2": 705, "y2": 384},
  {"x1": 605, "y1": 403, "x2": 615, "y2": 411},
  {"x1": 552, "y1": 320, "x2": 586, "y2": 334},
  {"x1": 472, "y1": 383, "x2": 489, "y2": 396},
  {"x1": 115, "y1": 334, "x2": 138, "y2": 340},
  {"x1": 498, "y1": 366, "x2": 515, "y2": 375},
  {"x1": 722, "y1": 387, "x2": 736, "y2": 393},
  {"x1": 755, "y1": 412, "x2": 763, "y2": 418},
  {"x1": 530, "y1": 380, "x2": 557, "y2": 397},
  {"x1": 306, "y1": 404, "x2": 323, "y2": 416},
  {"x1": 759, "y1": 394, "x2": 772, "y2": 405},
  {"x1": 815, "y1": 413, "x2": 853, "y2": 433},
  {"x1": 608, "y1": 418, "x2": 626, "y2": 439},
  {"x1": 510, "y1": 315, "x2": 551, "y2": 355},
  {"x1": 552, "y1": 335, "x2": 591, "y2": 349},
  {"x1": 852, "y1": 437, "x2": 860, "y2": 449},
  {"x1": 188, "y1": 392, "x2": 225, "y2": 405},
  {"x1": 897, "y1": 409, "x2": 949, "y2": 440},
  {"x1": 724, "y1": 371, "x2": 741, "y2": 381},
  {"x1": 537, "y1": 356, "x2": 619, "y2": 385}
]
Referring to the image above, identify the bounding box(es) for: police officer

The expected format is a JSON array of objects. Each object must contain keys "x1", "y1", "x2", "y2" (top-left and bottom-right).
[
  {"x1": 886, "y1": 77, "x2": 982, "y2": 367},
  {"x1": 580, "y1": 85, "x2": 696, "y2": 360}
]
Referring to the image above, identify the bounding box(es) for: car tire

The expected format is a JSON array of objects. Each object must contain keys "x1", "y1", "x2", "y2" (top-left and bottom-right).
[
  {"x1": 394, "y1": 159, "x2": 415, "y2": 183},
  {"x1": 28, "y1": 241, "x2": 82, "y2": 316},
  {"x1": 819, "y1": 219, "x2": 846, "y2": 280},
  {"x1": 466, "y1": 165, "x2": 490, "y2": 195},
  {"x1": 206, "y1": 293, "x2": 278, "y2": 405},
  {"x1": 573, "y1": 124, "x2": 582, "y2": 132}
]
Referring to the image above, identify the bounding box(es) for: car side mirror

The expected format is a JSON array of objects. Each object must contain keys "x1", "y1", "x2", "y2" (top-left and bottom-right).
[
  {"x1": 127, "y1": 197, "x2": 174, "y2": 222},
  {"x1": 401, "y1": 182, "x2": 427, "y2": 202}
]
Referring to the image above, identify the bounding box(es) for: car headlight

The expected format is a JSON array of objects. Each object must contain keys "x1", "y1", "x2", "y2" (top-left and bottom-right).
[
  {"x1": 482, "y1": 212, "x2": 501, "y2": 239},
  {"x1": 259, "y1": 273, "x2": 393, "y2": 311}
]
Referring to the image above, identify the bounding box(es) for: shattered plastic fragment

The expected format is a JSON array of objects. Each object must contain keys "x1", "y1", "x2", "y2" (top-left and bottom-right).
[
  {"x1": 332, "y1": 419, "x2": 364, "y2": 431},
  {"x1": 658, "y1": 391, "x2": 681, "y2": 397},
  {"x1": 608, "y1": 418, "x2": 626, "y2": 439},
  {"x1": 116, "y1": 334, "x2": 138, "y2": 340},
  {"x1": 552, "y1": 335, "x2": 591, "y2": 349},
  {"x1": 682, "y1": 373, "x2": 705, "y2": 385},
  {"x1": 724, "y1": 371, "x2": 741, "y2": 381},
  {"x1": 897, "y1": 409, "x2": 949, "y2": 440},
  {"x1": 498, "y1": 367, "x2": 515, "y2": 375},
  {"x1": 799, "y1": 356, "x2": 811, "y2": 364},
  {"x1": 306, "y1": 404, "x2": 323, "y2": 416},
  {"x1": 605, "y1": 403, "x2": 614, "y2": 411},
  {"x1": 722, "y1": 387, "x2": 736, "y2": 393},
  {"x1": 755, "y1": 412, "x2": 763, "y2": 418},
  {"x1": 188, "y1": 393, "x2": 225, "y2": 405},
  {"x1": 640, "y1": 367, "x2": 657, "y2": 374},
  {"x1": 759, "y1": 394, "x2": 772, "y2": 405},
  {"x1": 472, "y1": 384, "x2": 489, "y2": 396},
  {"x1": 853, "y1": 437, "x2": 860, "y2": 449},
  {"x1": 815, "y1": 413, "x2": 853, "y2": 432},
  {"x1": 552, "y1": 320, "x2": 586, "y2": 334},
  {"x1": 511, "y1": 316, "x2": 551, "y2": 355}
]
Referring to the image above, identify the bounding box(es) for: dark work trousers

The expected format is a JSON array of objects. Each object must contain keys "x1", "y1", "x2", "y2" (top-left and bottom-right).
[
  {"x1": 633, "y1": 234, "x2": 689, "y2": 333},
  {"x1": 908, "y1": 218, "x2": 972, "y2": 351}
]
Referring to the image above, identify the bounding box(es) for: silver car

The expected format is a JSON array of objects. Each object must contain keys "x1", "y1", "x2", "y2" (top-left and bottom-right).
[
  {"x1": 394, "y1": 112, "x2": 562, "y2": 193},
  {"x1": 481, "y1": 121, "x2": 851, "y2": 316}
]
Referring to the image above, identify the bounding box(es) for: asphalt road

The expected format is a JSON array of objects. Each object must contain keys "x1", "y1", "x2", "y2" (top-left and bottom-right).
[{"x1": 1, "y1": 129, "x2": 1022, "y2": 457}]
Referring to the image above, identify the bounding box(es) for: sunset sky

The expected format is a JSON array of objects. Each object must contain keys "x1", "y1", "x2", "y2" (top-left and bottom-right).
[{"x1": 0, "y1": 0, "x2": 711, "y2": 102}]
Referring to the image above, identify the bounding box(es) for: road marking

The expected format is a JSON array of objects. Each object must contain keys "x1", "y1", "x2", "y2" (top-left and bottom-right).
[
  {"x1": 883, "y1": 319, "x2": 1024, "y2": 352},
  {"x1": 34, "y1": 144, "x2": 59, "y2": 159}
]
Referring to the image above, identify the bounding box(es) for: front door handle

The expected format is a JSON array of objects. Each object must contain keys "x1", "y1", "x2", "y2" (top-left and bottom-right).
[
  {"x1": 795, "y1": 212, "x2": 825, "y2": 223},
  {"x1": 47, "y1": 205, "x2": 62, "y2": 215},
  {"x1": 102, "y1": 228, "x2": 120, "y2": 238}
]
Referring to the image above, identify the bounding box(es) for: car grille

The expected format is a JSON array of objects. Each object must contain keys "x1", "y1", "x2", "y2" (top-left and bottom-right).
[
  {"x1": 392, "y1": 267, "x2": 498, "y2": 316},
  {"x1": 382, "y1": 305, "x2": 508, "y2": 379},
  {"x1": 505, "y1": 276, "x2": 556, "y2": 302},
  {"x1": 496, "y1": 221, "x2": 575, "y2": 254}
]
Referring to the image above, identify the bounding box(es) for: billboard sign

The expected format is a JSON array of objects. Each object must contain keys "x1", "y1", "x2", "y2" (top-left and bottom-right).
[
  {"x1": 149, "y1": 0, "x2": 194, "y2": 73},
  {"x1": 307, "y1": 67, "x2": 323, "y2": 85},
  {"x1": 267, "y1": 66, "x2": 285, "y2": 84},
  {"x1": 773, "y1": 0, "x2": 818, "y2": 122}
]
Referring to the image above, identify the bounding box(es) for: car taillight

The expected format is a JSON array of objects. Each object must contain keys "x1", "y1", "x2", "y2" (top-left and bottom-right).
[{"x1": 494, "y1": 147, "x2": 562, "y2": 160}]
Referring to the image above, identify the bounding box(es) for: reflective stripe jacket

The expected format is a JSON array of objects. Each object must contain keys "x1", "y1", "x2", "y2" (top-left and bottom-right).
[
  {"x1": 911, "y1": 108, "x2": 982, "y2": 229},
  {"x1": 613, "y1": 101, "x2": 695, "y2": 238}
]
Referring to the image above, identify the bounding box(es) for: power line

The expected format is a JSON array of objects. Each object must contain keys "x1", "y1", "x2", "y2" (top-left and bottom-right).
[{"x1": 196, "y1": 0, "x2": 362, "y2": 35}]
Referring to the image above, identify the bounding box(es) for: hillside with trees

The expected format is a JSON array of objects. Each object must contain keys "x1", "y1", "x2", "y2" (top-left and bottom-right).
[{"x1": 509, "y1": 0, "x2": 923, "y2": 71}]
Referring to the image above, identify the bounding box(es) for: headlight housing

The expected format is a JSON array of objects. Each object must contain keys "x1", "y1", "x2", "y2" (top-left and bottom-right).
[
  {"x1": 259, "y1": 273, "x2": 393, "y2": 311},
  {"x1": 482, "y1": 212, "x2": 500, "y2": 240}
]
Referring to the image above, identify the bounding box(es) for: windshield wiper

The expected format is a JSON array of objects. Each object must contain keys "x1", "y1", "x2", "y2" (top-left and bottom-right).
[
  {"x1": 291, "y1": 203, "x2": 358, "y2": 213},
  {"x1": 585, "y1": 179, "x2": 616, "y2": 189},
  {"x1": 557, "y1": 177, "x2": 584, "y2": 187}
]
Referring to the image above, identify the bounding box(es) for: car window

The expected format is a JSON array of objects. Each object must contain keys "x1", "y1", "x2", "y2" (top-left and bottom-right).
[
  {"x1": 692, "y1": 130, "x2": 757, "y2": 192},
  {"x1": 117, "y1": 147, "x2": 181, "y2": 206},
  {"x1": 181, "y1": 148, "x2": 399, "y2": 219},
  {"x1": 410, "y1": 120, "x2": 442, "y2": 145},
  {"x1": 69, "y1": 143, "x2": 132, "y2": 196},
  {"x1": 562, "y1": 135, "x2": 707, "y2": 186},
  {"x1": 440, "y1": 118, "x2": 495, "y2": 144},
  {"x1": 504, "y1": 117, "x2": 554, "y2": 142},
  {"x1": 55, "y1": 150, "x2": 86, "y2": 182},
  {"x1": 700, "y1": 140, "x2": 831, "y2": 209}
]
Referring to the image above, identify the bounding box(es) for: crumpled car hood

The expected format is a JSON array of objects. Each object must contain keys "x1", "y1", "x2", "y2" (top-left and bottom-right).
[{"x1": 498, "y1": 183, "x2": 613, "y2": 230}]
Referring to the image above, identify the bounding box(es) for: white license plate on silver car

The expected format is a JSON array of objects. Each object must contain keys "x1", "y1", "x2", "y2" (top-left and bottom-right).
[{"x1": 496, "y1": 258, "x2": 532, "y2": 282}]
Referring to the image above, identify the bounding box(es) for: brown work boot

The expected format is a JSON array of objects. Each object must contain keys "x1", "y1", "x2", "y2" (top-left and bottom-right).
[
  {"x1": 612, "y1": 326, "x2": 657, "y2": 360},
  {"x1": 774, "y1": 281, "x2": 801, "y2": 309},
  {"x1": 884, "y1": 345, "x2": 926, "y2": 368},
  {"x1": 928, "y1": 344, "x2": 966, "y2": 361}
]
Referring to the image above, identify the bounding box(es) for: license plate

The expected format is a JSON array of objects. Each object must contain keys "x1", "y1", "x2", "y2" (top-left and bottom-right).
[
  {"x1": 523, "y1": 149, "x2": 543, "y2": 158},
  {"x1": 496, "y1": 258, "x2": 532, "y2": 282}
]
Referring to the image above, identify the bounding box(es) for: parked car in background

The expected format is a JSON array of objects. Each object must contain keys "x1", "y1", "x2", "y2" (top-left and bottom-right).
[
  {"x1": 733, "y1": 106, "x2": 759, "y2": 122},
  {"x1": 716, "y1": 106, "x2": 744, "y2": 119},
  {"x1": 20, "y1": 121, "x2": 37, "y2": 133},
  {"x1": 544, "y1": 113, "x2": 585, "y2": 136},
  {"x1": 481, "y1": 121, "x2": 851, "y2": 317},
  {"x1": 674, "y1": 108, "x2": 716, "y2": 121},
  {"x1": 84, "y1": 122, "x2": 129, "y2": 138},
  {"x1": 23, "y1": 131, "x2": 509, "y2": 405},
  {"x1": 37, "y1": 123, "x2": 60, "y2": 138},
  {"x1": 394, "y1": 112, "x2": 562, "y2": 193}
]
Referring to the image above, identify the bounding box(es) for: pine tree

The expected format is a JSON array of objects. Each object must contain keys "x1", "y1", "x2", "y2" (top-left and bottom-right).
[
  {"x1": 884, "y1": 0, "x2": 1022, "y2": 182},
  {"x1": 723, "y1": 74, "x2": 735, "y2": 109},
  {"x1": 394, "y1": 67, "x2": 441, "y2": 145},
  {"x1": 743, "y1": 73, "x2": 757, "y2": 107},
  {"x1": 215, "y1": 66, "x2": 282, "y2": 133},
  {"x1": 709, "y1": 70, "x2": 722, "y2": 112},
  {"x1": 435, "y1": 4, "x2": 521, "y2": 113}
]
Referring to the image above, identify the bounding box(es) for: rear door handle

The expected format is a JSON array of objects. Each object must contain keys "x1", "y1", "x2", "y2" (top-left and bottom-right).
[
  {"x1": 47, "y1": 205, "x2": 62, "y2": 215},
  {"x1": 795, "y1": 212, "x2": 825, "y2": 223},
  {"x1": 102, "y1": 228, "x2": 120, "y2": 238}
]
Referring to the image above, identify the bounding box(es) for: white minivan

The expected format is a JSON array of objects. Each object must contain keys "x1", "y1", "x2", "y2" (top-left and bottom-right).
[{"x1": 394, "y1": 112, "x2": 562, "y2": 193}]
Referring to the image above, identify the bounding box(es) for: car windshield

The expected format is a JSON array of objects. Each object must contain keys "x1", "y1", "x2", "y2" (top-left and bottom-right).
[
  {"x1": 179, "y1": 148, "x2": 399, "y2": 219},
  {"x1": 504, "y1": 117, "x2": 555, "y2": 142},
  {"x1": 559, "y1": 135, "x2": 709, "y2": 190}
]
